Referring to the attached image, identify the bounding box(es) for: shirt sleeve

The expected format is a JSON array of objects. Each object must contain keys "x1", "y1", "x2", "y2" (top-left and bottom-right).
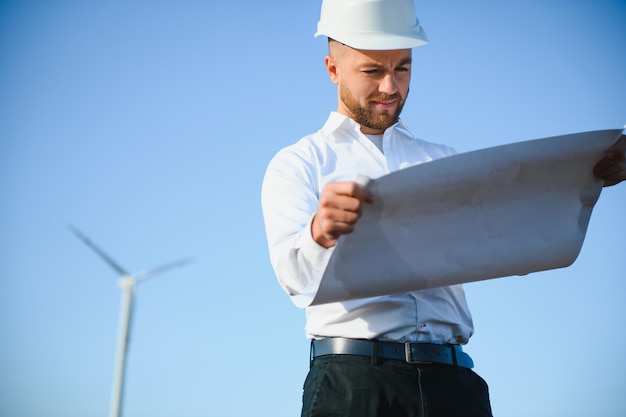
[{"x1": 261, "y1": 145, "x2": 334, "y2": 304}]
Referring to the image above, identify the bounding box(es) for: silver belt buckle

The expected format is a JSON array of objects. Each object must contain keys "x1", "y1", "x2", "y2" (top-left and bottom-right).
[{"x1": 404, "y1": 342, "x2": 432, "y2": 364}]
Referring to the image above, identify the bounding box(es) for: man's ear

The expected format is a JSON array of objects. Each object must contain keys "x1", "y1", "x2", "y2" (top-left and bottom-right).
[{"x1": 324, "y1": 55, "x2": 339, "y2": 85}]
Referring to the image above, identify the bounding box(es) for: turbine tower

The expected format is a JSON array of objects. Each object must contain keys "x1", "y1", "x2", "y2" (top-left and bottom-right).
[{"x1": 68, "y1": 224, "x2": 192, "y2": 417}]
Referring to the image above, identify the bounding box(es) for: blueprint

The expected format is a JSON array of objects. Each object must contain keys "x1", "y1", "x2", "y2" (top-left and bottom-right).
[{"x1": 293, "y1": 128, "x2": 624, "y2": 307}]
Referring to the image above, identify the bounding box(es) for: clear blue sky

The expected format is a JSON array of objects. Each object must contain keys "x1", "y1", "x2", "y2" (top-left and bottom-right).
[{"x1": 1, "y1": 1, "x2": 624, "y2": 416}]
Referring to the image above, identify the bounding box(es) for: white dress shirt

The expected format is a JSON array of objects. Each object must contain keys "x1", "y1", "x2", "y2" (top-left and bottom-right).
[{"x1": 262, "y1": 112, "x2": 474, "y2": 344}]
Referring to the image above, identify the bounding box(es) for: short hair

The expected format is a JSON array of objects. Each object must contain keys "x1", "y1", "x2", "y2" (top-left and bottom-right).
[{"x1": 327, "y1": 38, "x2": 344, "y2": 56}]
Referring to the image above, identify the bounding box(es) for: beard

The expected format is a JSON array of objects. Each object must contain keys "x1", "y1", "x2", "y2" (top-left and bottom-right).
[{"x1": 339, "y1": 82, "x2": 407, "y2": 132}]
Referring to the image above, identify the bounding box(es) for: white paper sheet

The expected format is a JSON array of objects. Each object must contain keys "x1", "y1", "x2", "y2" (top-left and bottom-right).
[{"x1": 294, "y1": 129, "x2": 623, "y2": 307}]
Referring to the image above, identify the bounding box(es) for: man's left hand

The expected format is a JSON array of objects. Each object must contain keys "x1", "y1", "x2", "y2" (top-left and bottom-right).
[{"x1": 594, "y1": 134, "x2": 626, "y2": 187}]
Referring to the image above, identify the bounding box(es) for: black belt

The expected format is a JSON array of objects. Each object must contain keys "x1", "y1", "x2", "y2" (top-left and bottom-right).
[{"x1": 311, "y1": 338, "x2": 474, "y2": 369}]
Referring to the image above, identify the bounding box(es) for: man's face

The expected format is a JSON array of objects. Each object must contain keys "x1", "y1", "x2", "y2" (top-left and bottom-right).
[{"x1": 326, "y1": 43, "x2": 412, "y2": 134}]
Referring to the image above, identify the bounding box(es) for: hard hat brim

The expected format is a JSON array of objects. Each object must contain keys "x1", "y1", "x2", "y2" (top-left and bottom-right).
[{"x1": 315, "y1": 25, "x2": 428, "y2": 50}]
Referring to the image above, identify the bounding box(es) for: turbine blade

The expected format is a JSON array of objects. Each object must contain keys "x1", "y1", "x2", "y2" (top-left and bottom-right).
[
  {"x1": 67, "y1": 224, "x2": 129, "y2": 276},
  {"x1": 134, "y1": 257, "x2": 194, "y2": 281}
]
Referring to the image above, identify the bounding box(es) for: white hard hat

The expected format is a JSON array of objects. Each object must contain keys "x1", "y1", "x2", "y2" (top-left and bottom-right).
[{"x1": 314, "y1": 0, "x2": 428, "y2": 50}]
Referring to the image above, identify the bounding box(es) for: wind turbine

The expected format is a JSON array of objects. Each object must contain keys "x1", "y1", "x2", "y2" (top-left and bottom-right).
[{"x1": 68, "y1": 224, "x2": 192, "y2": 417}]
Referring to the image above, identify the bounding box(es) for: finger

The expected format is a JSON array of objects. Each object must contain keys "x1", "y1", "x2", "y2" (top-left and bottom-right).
[
  {"x1": 606, "y1": 135, "x2": 626, "y2": 159},
  {"x1": 323, "y1": 221, "x2": 357, "y2": 240},
  {"x1": 315, "y1": 210, "x2": 361, "y2": 241},
  {"x1": 594, "y1": 157, "x2": 626, "y2": 176},
  {"x1": 325, "y1": 181, "x2": 374, "y2": 204},
  {"x1": 317, "y1": 206, "x2": 362, "y2": 227},
  {"x1": 603, "y1": 175, "x2": 626, "y2": 187},
  {"x1": 319, "y1": 193, "x2": 364, "y2": 214},
  {"x1": 595, "y1": 159, "x2": 626, "y2": 186},
  {"x1": 355, "y1": 184, "x2": 375, "y2": 204}
]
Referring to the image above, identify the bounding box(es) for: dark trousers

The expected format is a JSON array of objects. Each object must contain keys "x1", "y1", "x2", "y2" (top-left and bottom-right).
[{"x1": 302, "y1": 355, "x2": 493, "y2": 417}]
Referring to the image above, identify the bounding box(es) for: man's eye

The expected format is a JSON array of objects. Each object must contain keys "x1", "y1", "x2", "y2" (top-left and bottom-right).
[
  {"x1": 363, "y1": 69, "x2": 380, "y2": 74},
  {"x1": 396, "y1": 66, "x2": 410, "y2": 72}
]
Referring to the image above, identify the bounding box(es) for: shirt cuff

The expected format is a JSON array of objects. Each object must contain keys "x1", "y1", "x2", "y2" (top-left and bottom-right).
[{"x1": 299, "y1": 216, "x2": 335, "y2": 268}]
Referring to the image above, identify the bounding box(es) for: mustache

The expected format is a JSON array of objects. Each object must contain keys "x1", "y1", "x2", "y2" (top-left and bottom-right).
[
  {"x1": 368, "y1": 93, "x2": 401, "y2": 102},
  {"x1": 368, "y1": 87, "x2": 409, "y2": 103}
]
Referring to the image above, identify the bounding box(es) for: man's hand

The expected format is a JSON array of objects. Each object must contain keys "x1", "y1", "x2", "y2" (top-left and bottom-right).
[
  {"x1": 594, "y1": 134, "x2": 626, "y2": 187},
  {"x1": 312, "y1": 181, "x2": 374, "y2": 248}
]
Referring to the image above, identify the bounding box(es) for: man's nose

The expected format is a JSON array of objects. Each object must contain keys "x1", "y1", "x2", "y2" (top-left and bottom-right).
[{"x1": 379, "y1": 73, "x2": 398, "y2": 95}]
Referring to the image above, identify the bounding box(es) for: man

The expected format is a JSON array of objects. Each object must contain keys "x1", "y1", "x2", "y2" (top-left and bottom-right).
[{"x1": 261, "y1": 1, "x2": 626, "y2": 416}]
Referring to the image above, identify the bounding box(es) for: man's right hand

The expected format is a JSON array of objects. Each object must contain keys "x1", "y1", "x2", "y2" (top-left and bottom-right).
[{"x1": 311, "y1": 181, "x2": 374, "y2": 248}]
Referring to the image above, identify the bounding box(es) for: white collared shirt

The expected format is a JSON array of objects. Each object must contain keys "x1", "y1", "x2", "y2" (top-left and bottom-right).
[{"x1": 262, "y1": 112, "x2": 474, "y2": 344}]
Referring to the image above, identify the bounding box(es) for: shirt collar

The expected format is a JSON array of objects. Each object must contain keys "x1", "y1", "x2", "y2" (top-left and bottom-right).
[{"x1": 321, "y1": 111, "x2": 409, "y2": 139}]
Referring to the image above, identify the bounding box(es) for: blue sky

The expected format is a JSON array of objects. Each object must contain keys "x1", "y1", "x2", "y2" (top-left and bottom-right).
[{"x1": 1, "y1": 1, "x2": 625, "y2": 416}]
